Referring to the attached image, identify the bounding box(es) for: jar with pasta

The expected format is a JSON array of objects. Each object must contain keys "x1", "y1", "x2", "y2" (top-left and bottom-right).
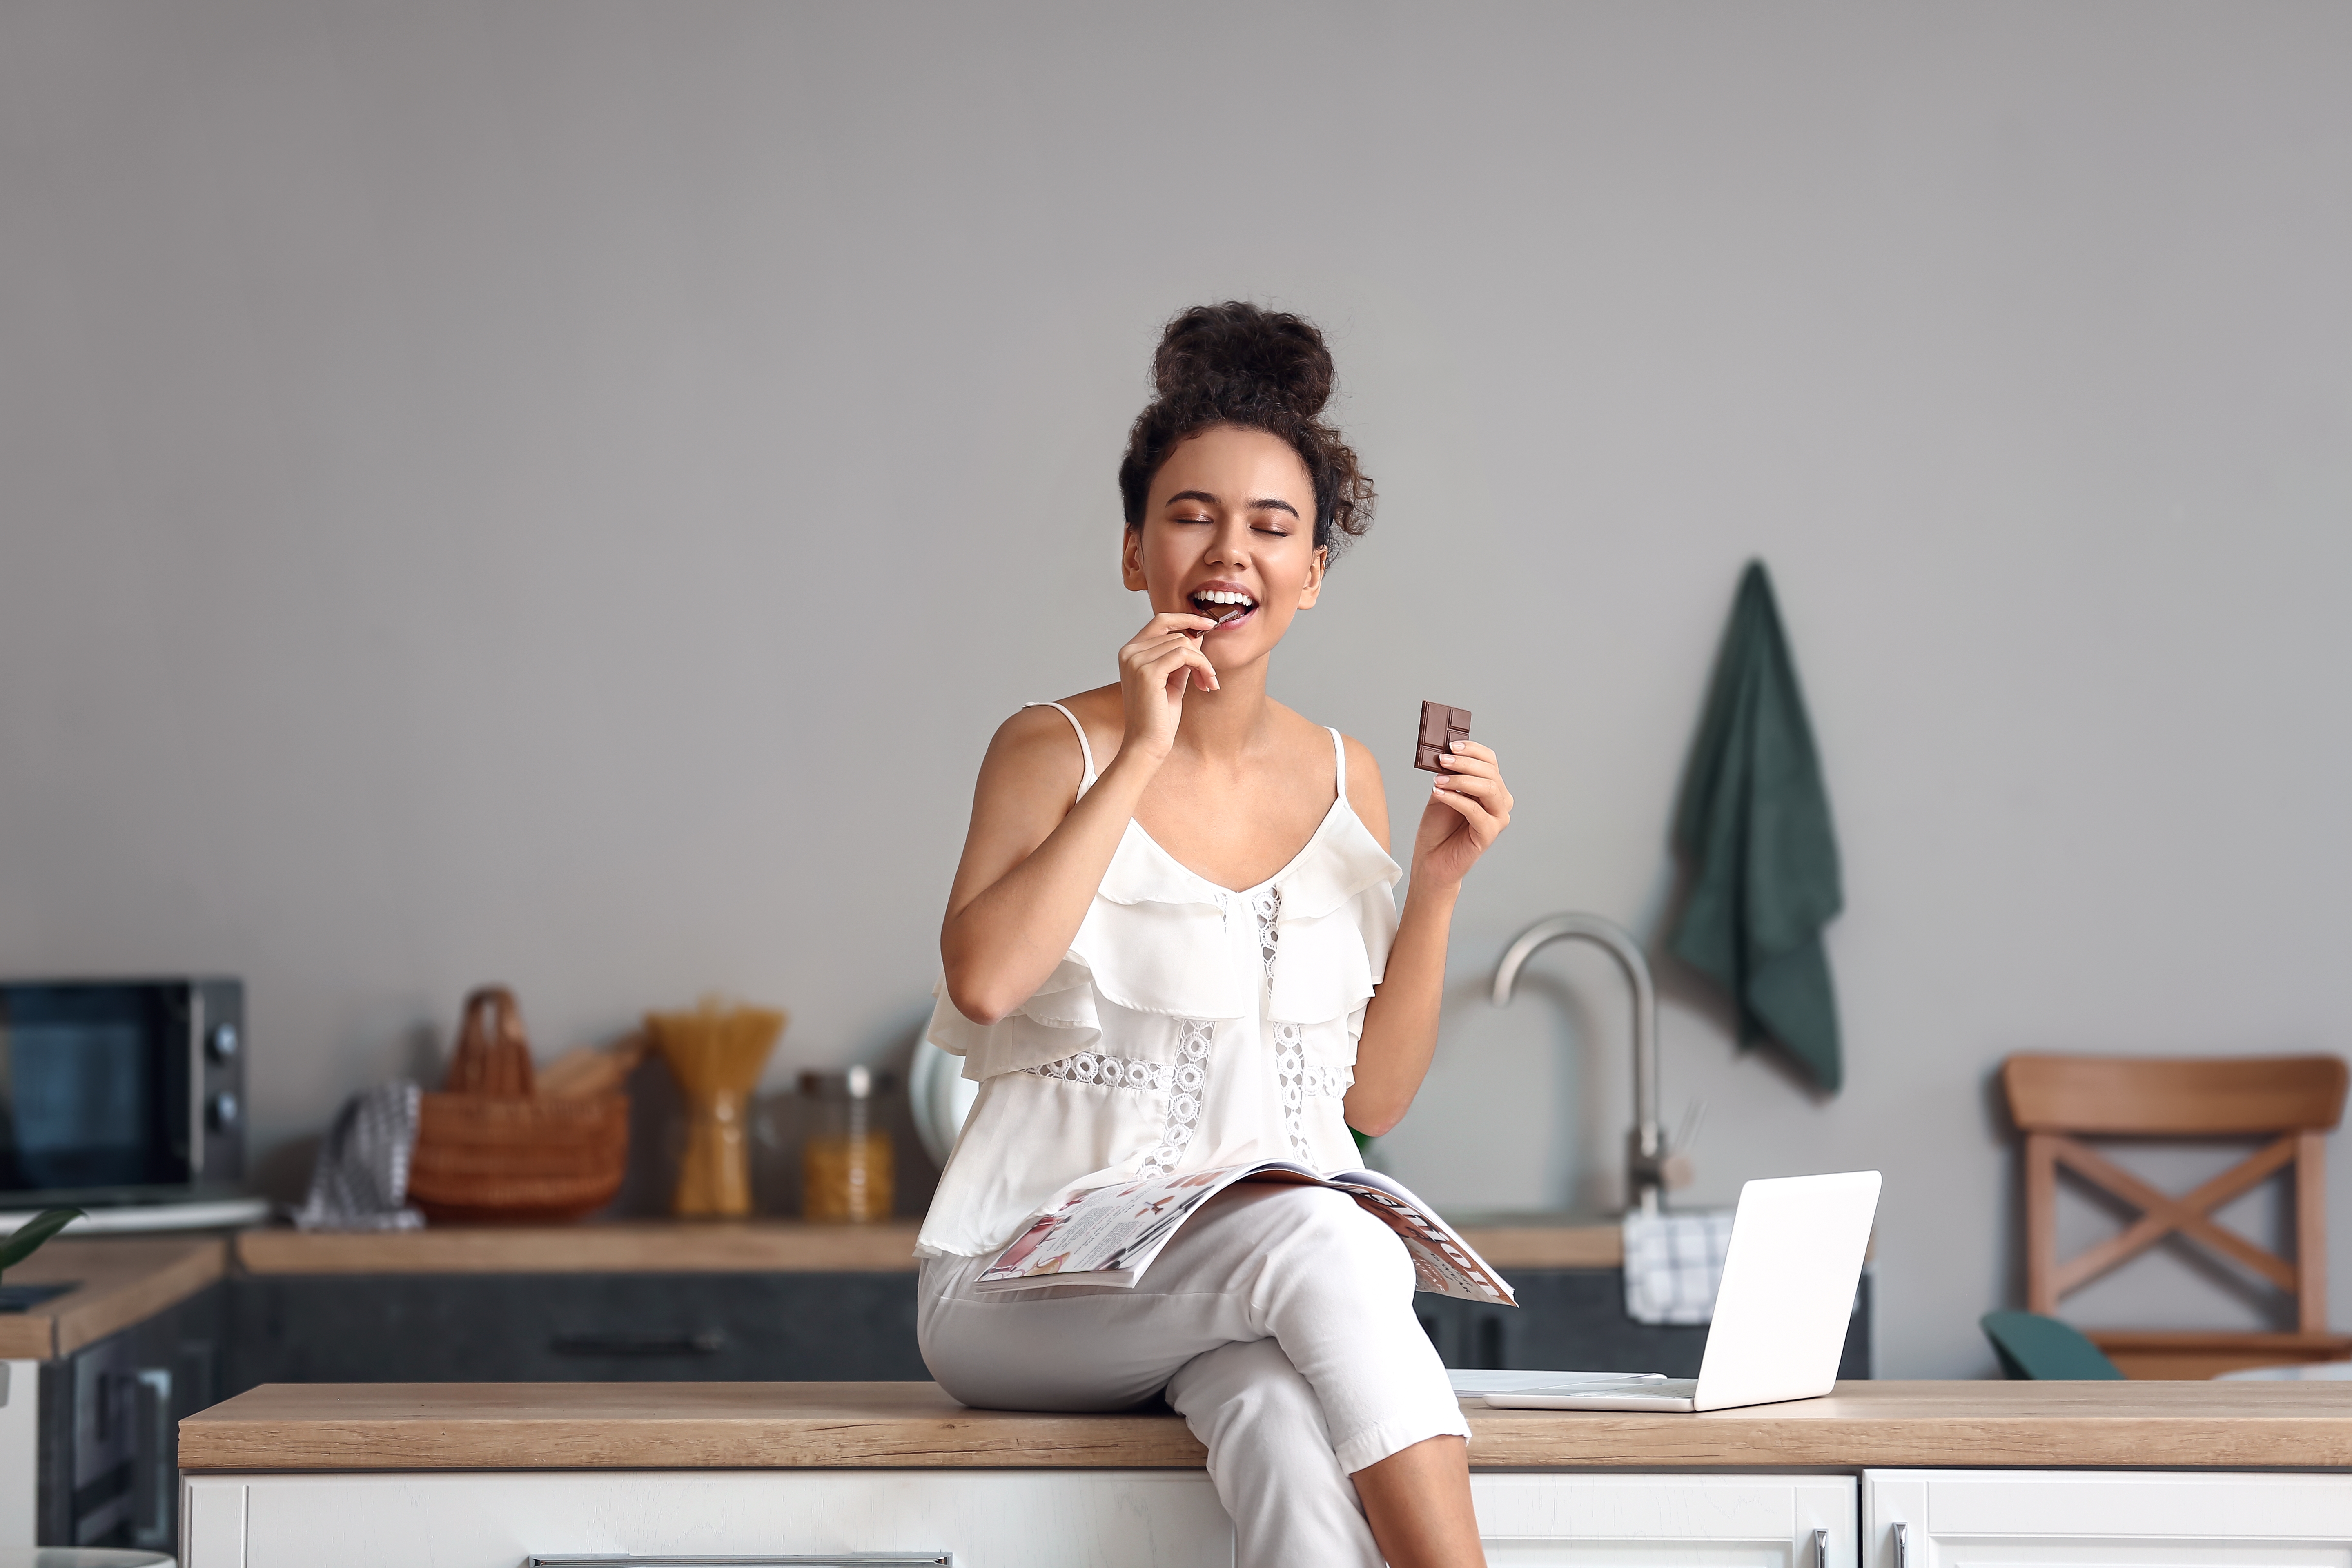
[{"x1": 798, "y1": 1065, "x2": 895, "y2": 1223}]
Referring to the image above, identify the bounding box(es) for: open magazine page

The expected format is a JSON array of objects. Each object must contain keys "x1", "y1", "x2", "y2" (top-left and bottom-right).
[
  {"x1": 976, "y1": 1159, "x2": 1517, "y2": 1306},
  {"x1": 1245, "y1": 1165, "x2": 1518, "y2": 1306},
  {"x1": 973, "y1": 1164, "x2": 1257, "y2": 1292}
]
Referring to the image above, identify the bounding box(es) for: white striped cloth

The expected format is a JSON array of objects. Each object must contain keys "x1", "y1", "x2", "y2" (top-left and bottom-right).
[{"x1": 292, "y1": 1082, "x2": 424, "y2": 1231}]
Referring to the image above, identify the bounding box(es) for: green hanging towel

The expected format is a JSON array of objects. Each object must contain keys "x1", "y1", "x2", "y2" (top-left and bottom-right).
[{"x1": 1668, "y1": 561, "x2": 1846, "y2": 1091}]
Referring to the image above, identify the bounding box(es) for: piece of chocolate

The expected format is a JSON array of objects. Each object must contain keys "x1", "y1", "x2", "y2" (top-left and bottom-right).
[{"x1": 1416, "y1": 701, "x2": 1472, "y2": 771}]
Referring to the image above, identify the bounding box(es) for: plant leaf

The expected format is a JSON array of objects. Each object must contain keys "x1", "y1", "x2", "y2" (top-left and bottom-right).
[{"x1": 0, "y1": 1207, "x2": 86, "y2": 1274}]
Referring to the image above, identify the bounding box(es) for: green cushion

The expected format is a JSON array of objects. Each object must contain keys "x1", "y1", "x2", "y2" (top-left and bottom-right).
[{"x1": 1981, "y1": 1310, "x2": 2126, "y2": 1379}]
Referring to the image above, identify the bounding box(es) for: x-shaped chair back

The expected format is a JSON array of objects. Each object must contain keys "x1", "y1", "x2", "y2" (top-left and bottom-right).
[{"x1": 2004, "y1": 1054, "x2": 2348, "y2": 1332}]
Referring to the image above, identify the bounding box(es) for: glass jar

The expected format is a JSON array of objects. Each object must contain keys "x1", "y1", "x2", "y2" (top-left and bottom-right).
[{"x1": 799, "y1": 1065, "x2": 895, "y2": 1223}]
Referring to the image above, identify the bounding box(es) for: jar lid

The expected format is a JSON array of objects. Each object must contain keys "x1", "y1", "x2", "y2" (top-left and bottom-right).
[{"x1": 798, "y1": 1065, "x2": 895, "y2": 1099}]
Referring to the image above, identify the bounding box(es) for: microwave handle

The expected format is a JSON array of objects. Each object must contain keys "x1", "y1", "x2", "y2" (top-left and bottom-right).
[{"x1": 186, "y1": 989, "x2": 206, "y2": 1176}]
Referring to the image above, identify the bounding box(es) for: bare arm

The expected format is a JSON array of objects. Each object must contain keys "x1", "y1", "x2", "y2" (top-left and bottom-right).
[
  {"x1": 1345, "y1": 738, "x2": 1513, "y2": 1137},
  {"x1": 940, "y1": 611, "x2": 1217, "y2": 1024}
]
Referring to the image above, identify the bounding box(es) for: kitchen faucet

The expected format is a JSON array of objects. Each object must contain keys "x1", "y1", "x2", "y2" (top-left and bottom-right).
[{"x1": 1492, "y1": 913, "x2": 1675, "y2": 1214}]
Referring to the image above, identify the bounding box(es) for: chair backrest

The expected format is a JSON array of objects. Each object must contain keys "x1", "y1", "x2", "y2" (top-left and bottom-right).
[
  {"x1": 2001, "y1": 1054, "x2": 2349, "y2": 1331},
  {"x1": 2003, "y1": 1054, "x2": 2347, "y2": 1136},
  {"x1": 1981, "y1": 1310, "x2": 2125, "y2": 1380}
]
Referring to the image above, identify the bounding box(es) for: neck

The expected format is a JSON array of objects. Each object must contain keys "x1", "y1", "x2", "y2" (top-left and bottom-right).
[{"x1": 1172, "y1": 652, "x2": 1275, "y2": 760}]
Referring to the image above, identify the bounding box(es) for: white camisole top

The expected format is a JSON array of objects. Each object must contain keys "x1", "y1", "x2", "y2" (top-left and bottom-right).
[{"x1": 915, "y1": 702, "x2": 1405, "y2": 1259}]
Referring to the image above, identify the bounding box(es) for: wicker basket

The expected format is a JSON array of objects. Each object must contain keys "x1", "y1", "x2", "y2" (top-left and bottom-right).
[{"x1": 406, "y1": 986, "x2": 630, "y2": 1224}]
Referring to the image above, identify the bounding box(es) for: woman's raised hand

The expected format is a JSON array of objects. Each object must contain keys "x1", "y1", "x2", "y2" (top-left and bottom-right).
[
  {"x1": 1413, "y1": 741, "x2": 1513, "y2": 894},
  {"x1": 1116, "y1": 611, "x2": 1219, "y2": 762}
]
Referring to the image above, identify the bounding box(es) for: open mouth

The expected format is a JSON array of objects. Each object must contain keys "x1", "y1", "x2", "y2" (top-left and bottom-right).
[{"x1": 1191, "y1": 588, "x2": 1258, "y2": 629}]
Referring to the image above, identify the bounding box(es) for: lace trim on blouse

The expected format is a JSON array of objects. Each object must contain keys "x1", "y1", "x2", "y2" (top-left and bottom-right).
[
  {"x1": 1024, "y1": 1051, "x2": 1172, "y2": 1091},
  {"x1": 1139, "y1": 1018, "x2": 1214, "y2": 1176},
  {"x1": 1274, "y1": 1025, "x2": 1302, "y2": 1160},
  {"x1": 1016, "y1": 1020, "x2": 1216, "y2": 1181},
  {"x1": 1253, "y1": 885, "x2": 1281, "y2": 984}
]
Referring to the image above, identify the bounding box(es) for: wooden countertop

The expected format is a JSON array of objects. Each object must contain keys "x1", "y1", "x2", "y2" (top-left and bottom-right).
[
  {"x1": 0, "y1": 1235, "x2": 227, "y2": 1359},
  {"x1": 236, "y1": 1220, "x2": 931, "y2": 1274},
  {"x1": 234, "y1": 1217, "x2": 1623, "y2": 1274},
  {"x1": 178, "y1": 1379, "x2": 2352, "y2": 1472}
]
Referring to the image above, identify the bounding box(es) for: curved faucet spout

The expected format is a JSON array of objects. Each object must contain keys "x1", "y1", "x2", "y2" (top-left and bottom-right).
[{"x1": 1492, "y1": 913, "x2": 1666, "y2": 1213}]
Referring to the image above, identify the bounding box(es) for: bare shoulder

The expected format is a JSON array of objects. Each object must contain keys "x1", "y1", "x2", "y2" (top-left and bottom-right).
[
  {"x1": 1044, "y1": 685, "x2": 1129, "y2": 771},
  {"x1": 977, "y1": 702, "x2": 1088, "y2": 807},
  {"x1": 949, "y1": 701, "x2": 1099, "y2": 923},
  {"x1": 1058, "y1": 685, "x2": 1123, "y2": 737},
  {"x1": 1270, "y1": 700, "x2": 1391, "y2": 851},
  {"x1": 1339, "y1": 731, "x2": 1390, "y2": 851}
]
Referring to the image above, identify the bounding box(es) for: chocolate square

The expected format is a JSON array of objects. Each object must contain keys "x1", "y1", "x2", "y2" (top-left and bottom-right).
[{"x1": 1415, "y1": 701, "x2": 1472, "y2": 771}]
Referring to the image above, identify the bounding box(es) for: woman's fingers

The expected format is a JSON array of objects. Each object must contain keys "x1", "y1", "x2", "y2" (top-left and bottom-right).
[
  {"x1": 1428, "y1": 783, "x2": 1501, "y2": 841},
  {"x1": 1126, "y1": 626, "x2": 1214, "y2": 659},
  {"x1": 1418, "y1": 738, "x2": 1512, "y2": 882},
  {"x1": 1435, "y1": 753, "x2": 1512, "y2": 815},
  {"x1": 1140, "y1": 638, "x2": 1218, "y2": 692},
  {"x1": 1133, "y1": 611, "x2": 1218, "y2": 645},
  {"x1": 1123, "y1": 628, "x2": 1215, "y2": 676},
  {"x1": 1434, "y1": 770, "x2": 1510, "y2": 809},
  {"x1": 1120, "y1": 616, "x2": 1216, "y2": 656}
]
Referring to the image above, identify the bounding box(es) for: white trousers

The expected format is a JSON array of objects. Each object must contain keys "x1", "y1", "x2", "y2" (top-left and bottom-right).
[{"x1": 918, "y1": 1183, "x2": 1471, "y2": 1568}]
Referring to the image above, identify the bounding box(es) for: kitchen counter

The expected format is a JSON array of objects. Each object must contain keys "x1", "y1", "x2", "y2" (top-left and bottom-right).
[
  {"x1": 222, "y1": 1215, "x2": 1666, "y2": 1399},
  {"x1": 232, "y1": 1216, "x2": 1624, "y2": 1274},
  {"x1": 235, "y1": 1219, "x2": 931, "y2": 1274},
  {"x1": 0, "y1": 1234, "x2": 226, "y2": 1359},
  {"x1": 178, "y1": 1378, "x2": 2352, "y2": 1472}
]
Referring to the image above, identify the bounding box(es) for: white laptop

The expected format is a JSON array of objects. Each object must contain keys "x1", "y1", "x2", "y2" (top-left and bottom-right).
[{"x1": 1468, "y1": 1169, "x2": 1880, "y2": 1413}]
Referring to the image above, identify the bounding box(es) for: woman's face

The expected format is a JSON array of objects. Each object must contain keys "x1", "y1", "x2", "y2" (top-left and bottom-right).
[{"x1": 1122, "y1": 424, "x2": 1325, "y2": 671}]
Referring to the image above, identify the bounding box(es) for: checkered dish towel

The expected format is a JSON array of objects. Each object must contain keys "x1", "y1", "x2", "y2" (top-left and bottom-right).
[
  {"x1": 292, "y1": 1082, "x2": 424, "y2": 1231},
  {"x1": 1622, "y1": 1208, "x2": 1736, "y2": 1325}
]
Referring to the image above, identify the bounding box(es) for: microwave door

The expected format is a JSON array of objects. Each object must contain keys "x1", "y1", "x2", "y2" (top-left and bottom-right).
[{"x1": 0, "y1": 984, "x2": 193, "y2": 1202}]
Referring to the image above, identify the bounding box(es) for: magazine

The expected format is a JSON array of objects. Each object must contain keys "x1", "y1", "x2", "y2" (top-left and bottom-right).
[{"x1": 974, "y1": 1160, "x2": 1517, "y2": 1305}]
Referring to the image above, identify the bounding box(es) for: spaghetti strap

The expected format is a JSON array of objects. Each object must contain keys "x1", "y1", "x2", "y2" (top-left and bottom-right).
[
  {"x1": 1023, "y1": 701, "x2": 1099, "y2": 797},
  {"x1": 1327, "y1": 726, "x2": 1347, "y2": 802}
]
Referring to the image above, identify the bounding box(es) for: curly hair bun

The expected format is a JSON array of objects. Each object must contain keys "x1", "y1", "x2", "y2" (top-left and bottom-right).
[
  {"x1": 1152, "y1": 301, "x2": 1335, "y2": 419},
  {"x1": 1120, "y1": 300, "x2": 1374, "y2": 556}
]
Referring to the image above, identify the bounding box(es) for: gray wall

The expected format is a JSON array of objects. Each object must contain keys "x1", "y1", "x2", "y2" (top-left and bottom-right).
[{"x1": 4, "y1": 2, "x2": 2349, "y2": 1376}]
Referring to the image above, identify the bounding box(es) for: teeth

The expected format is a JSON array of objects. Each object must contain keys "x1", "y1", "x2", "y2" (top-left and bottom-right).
[{"x1": 1196, "y1": 590, "x2": 1255, "y2": 606}]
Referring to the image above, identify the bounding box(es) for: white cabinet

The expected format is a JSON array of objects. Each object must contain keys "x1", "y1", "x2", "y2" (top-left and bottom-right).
[
  {"x1": 1, "y1": 1360, "x2": 36, "y2": 1552},
  {"x1": 1474, "y1": 1472, "x2": 1856, "y2": 1565},
  {"x1": 1865, "y1": 1470, "x2": 2352, "y2": 1566},
  {"x1": 184, "y1": 1470, "x2": 1856, "y2": 1568},
  {"x1": 187, "y1": 1471, "x2": 1232, "y2": 1568}
]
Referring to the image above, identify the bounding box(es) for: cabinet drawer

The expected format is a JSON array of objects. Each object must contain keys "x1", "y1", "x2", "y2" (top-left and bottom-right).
[
  {"x1": 188, "y1": 1470, "x2": 1232, "y2": 1568},
  {"x1": 1866, "y1": 1470, "x2": 2352, "y2": 1566},
  {"x1": 1475, "y1": 1473, "x2": 1855, "y2": 1565}
]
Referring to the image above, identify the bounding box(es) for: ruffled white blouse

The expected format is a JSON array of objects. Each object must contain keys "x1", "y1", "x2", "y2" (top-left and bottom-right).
[{"x1": 915, "y1": 702, "x2": 1403, "y2": 1259}]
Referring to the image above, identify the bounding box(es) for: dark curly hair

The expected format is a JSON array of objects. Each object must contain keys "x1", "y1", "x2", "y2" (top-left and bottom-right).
[{"x1": 1118, "y1": 302, "x2": 1374, "y2": 559}]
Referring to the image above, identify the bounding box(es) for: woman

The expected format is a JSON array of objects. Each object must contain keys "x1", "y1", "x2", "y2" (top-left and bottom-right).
[{"x1": 919, "y1": 302, "x2": 1512, "y2": 1568}]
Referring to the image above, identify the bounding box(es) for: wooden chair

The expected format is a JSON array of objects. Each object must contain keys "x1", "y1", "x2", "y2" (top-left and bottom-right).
[{"x1": 2002, "y1": 1053, "x2": 2352, "y2": 1379}]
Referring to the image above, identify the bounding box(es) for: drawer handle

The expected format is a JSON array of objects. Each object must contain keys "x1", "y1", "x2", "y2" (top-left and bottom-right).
[
  {"x1": 1813, "y1": 1525, "x2": 1829, "y2": 1567},
  {"x1": 1891, "y1": 1520, "x2": 1911, "y2": 1568},
  {"x1": 529, "y1": 1558, "x2": 951, "y2": 1566},
  {"x1": 548, "y1": 1330, "x2": 726, "y2": 1357},
  {"x1": 134, "y1": 1366, "x2": 175, "y2": 1551}
]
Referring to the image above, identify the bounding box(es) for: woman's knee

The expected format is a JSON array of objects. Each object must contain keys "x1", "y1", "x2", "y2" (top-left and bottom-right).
[
  {"x1": 1167, "y1": 1337, "x2": 1332, "y2": 1451},
  {"x1": 1245, "y1": 1185, "x2": 1416, "y2": 1294}
]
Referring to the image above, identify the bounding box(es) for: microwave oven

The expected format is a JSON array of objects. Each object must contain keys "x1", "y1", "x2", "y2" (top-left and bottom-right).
[{"x1": 0, "y1": 977, "x2": 247, "y2": 1211}]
